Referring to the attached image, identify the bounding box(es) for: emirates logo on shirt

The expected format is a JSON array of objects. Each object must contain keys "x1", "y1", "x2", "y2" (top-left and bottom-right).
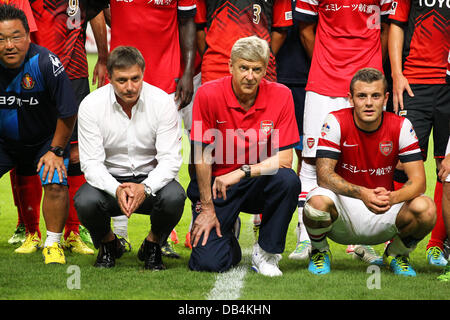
[{"x1": 379, "y1": 141, "x2": 393, "y2": 156}]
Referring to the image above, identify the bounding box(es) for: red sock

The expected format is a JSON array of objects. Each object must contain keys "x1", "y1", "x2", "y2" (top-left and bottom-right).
[
  {"x1": 64, "y1": 175, "x2": 86, "y2": 239},
  {"x1": 427, "y1": 181, "x2": 445, "y2": 250},
  {"x1": 10, "y1": 169, "x2": 24, "y2": 227},
  {"x1": 15, "y1": 174, "x2": 42, "y2": 237}
]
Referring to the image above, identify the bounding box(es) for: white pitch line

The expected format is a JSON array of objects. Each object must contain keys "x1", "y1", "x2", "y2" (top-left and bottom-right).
[{"x1": 206, "y1": 247, "x2": 252, "y2": 300}]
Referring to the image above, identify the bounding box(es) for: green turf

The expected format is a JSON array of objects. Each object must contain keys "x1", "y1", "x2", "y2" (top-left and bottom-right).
[
  {"x1": 0, "y1": 149, "x2": 448, "y2": 300},
  {"x1": 0, "y1": 54, "x2": 447, "y2": 301}
]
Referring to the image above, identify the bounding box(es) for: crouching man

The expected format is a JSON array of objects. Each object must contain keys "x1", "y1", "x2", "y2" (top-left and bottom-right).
[
  {"x1": 75, "y1": 46, "x2": 186, "y2": 270},
  {"x1": 304, "y1": 68, "x2": 436, "y2": 276},
  {"x1": 188, "y1": 36, "x2": 301, "y2": 277}
]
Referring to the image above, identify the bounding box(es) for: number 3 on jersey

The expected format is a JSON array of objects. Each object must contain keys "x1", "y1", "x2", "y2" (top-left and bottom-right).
[{"x1": 253, "y1": 4, "x2": 261, "y2": 24}]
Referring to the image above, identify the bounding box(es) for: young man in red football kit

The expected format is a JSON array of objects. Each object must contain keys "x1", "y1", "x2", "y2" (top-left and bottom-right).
[
  {"x1": 293, "y1": 0, "x2": 392, "y2": 261},
  {"x1": 389, "y1": 0, "x2": 450, "y2": 267},
  {"x1": 188, "y1": 36, "x2": 301, "y2": 276},
  {"x1": 276, "y1": 0, "x2": 311, "y2": 260},
  {"x1": 304, "y1": 68, "x2": 436, "y2": 276}
]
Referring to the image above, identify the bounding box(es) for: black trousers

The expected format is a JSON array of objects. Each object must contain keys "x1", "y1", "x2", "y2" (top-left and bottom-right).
[
  {"x1": 74, "y1": 177, "x2": 186, "y2": 248},
  {"x1": 187, "y1": 168, "x2": 301, "y2": 273}
]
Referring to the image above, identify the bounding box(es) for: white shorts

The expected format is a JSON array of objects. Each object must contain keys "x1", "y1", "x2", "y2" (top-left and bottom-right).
[
  {"x1": 302, "y1": 91, "x2": 351, "y2": 158},
  {"x1": 306, "y1": 187, "x2": 402, "y2": 245}
]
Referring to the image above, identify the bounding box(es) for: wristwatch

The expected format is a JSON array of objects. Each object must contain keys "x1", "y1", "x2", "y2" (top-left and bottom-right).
[
  {"x1": 143, "y1": 184, "x2": 152, "y2": 198},
  {"x1": 49, "y1": 146, "x2": 64, "y2": 157},
  {"x1": 240, "y1": 165, "x2": 251, "y2": 179}
]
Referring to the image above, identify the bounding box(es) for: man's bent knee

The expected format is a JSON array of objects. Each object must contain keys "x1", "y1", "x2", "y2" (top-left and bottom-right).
[
  {"x1": 304, "y1": 200, "x2": 331, "y2": 222},
  {"x1": 43, "y1": 183, "x2": 68, "y2": 198},
  {"x1": 158, "y1": 181, "x2": 186, "y2": 214},
  {"x1": 409, "y1": 195, "x2": 436, "y2": 228},
  {"x1": 73, "y1": 184, "x2": 103, "y2": 221}
]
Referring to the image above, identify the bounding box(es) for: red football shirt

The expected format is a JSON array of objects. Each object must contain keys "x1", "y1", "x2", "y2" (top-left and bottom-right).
[
  {"x1": 317, "y1": 108, "x2": 422, "y2": 190},
  {"x1": 1, "y1": 0, "x2": 37, "y2": 32},
  {"x1": 191, "y1": 76, "x2": 300, "y2": 176},
  {"x1": 30, "y1": 0, "x2": 93, "y2": 80},
  {"x1": 110, "y1": 0, "x2": 196, "y2": 94},
  {"x1": 195, "y1": 0, "x2": 292, "y2": 84},
  {"x1": 389, "y1": 0, "x2": 449, "y2": 84},
  {"x1": 294, "y1": 0, "x2": 392, "y2": 97}
]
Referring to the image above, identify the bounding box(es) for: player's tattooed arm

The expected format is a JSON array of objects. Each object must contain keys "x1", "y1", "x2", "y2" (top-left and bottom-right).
[
  {"x1": 317, "y1": 157, "x2": 391, "y2": 214},
  {"x1": 389, "y1": 160, "x2": 426, "y2": 204},
  {"x1": 316, "y1": 157, "x2": 362, "y2": 198}
]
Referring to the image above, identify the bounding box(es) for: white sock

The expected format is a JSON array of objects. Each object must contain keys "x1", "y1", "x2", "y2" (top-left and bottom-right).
[
  {"x1": 44, "y1": 231, "x2": 62, "y2": 247},
  {"x1": 297, "y1": 161, "x2": 318, "y2": 243},
  {"x1": 112, "y1": 215, "x2": 129, "y2": 238},
  {"x1": 386, "y1": 235, "x2": 416, "y2": 257},
  {"x1": 305, "y1": 225, "x2": 332, "y2": 252},
  {"x1": 297, "y1": 215, "x2": 310, "y2": 242}
]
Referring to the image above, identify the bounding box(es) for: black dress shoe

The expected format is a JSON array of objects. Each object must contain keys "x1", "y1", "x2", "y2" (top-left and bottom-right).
[
  {"x1": 94, "y1": 235, "x2": 125, "y2": 268},
  {"x1": 137, "y1": 239, "x2": 166, "y2": 270}
]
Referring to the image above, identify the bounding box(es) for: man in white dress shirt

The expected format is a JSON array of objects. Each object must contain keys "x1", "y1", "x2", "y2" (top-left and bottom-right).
[{"x1": 74, "y1": 46, "x2": 186, "y2": 270}]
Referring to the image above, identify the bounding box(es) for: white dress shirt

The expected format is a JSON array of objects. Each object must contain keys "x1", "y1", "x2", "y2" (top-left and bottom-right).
[{"x1": 78, "y1": 82, "x2": 182, "y2": 198}]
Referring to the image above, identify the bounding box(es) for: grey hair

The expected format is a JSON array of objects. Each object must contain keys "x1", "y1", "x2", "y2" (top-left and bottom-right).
[{"x1": 230, "y1": 36, "x2": 270, "y2": 66}]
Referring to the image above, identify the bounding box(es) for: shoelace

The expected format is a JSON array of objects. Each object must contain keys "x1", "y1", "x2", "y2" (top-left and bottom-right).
[
  {"x1": 311, "y1": 252, "x2": 327, "y2": 269},
  {"x1": 428, "y1": 247, "x2": 443, "y2": 260},
  {"x1": 261, "y1": 251, "x2": 280, "y2": 266},
  {"x1": 395, "y1": 256, "x2": 411, "y2": 271},
  {"x1": 23, "y1": 233, "x2": 39, "y2": 246},
  {"x1": 294, "y1": 241, "x2": 310, "y2": 253}
]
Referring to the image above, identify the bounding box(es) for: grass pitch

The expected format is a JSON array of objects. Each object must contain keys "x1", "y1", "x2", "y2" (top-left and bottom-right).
[{"x1": 0, "y1": 55, "x2": 447, "y2": 303}]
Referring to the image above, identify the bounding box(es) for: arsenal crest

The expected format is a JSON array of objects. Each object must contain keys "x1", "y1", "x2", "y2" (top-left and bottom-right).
[
  {"x1": 260, "y1": 120, "x2": 274, "y2": 135},
  {"x1": 21, "y1": 73, "x2": 35, "y2": 90},
  {"x1": 307, "y1": 137, "x2": 315, "y2": 149},
  {"x1": 379, "y1": 141, "x2": 393, "y2": 156}
]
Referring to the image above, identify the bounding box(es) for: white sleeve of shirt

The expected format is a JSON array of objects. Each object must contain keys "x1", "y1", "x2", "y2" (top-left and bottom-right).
[
  {"x1": 78, "y1": 92, "x2": 121, "y2": 198},
  {"x1": 295, "y1": 0, "x2": 319, "y2": 17},
  {"x1": 398, "y1": 118, "x2": 421, "y2": 158},
  {"x1": 317, "y1": 113, "x2": 342, "y2": 156},
  {"x1": 142, "y1": 96, "x2": 182, "y2": 195}
]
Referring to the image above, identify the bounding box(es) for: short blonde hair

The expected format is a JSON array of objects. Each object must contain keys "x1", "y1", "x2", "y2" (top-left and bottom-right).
[{"x1": 230, "y1": 36, "x2": 270, "y2": 66}]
